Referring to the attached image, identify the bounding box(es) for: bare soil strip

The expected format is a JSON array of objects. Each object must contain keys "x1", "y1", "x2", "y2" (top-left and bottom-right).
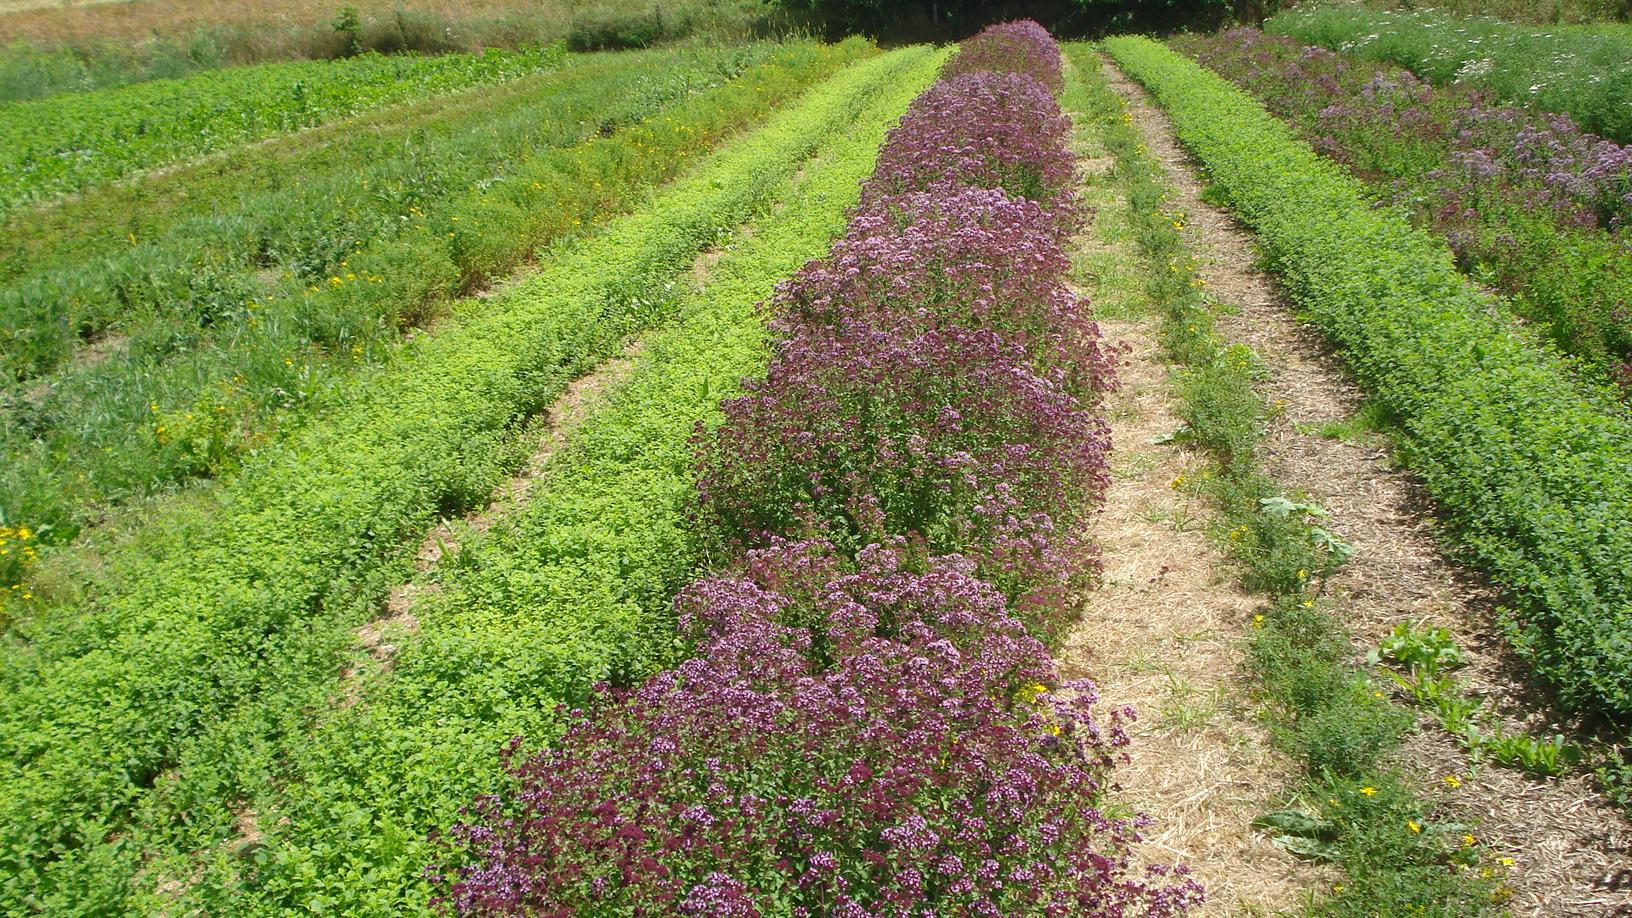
[
  {"x1": 1063, "y1": 77, "x2": 1321, "y2": 916},
  {"x1": 1098, "y1": 56, "x2": 1632, "y2": 917}
]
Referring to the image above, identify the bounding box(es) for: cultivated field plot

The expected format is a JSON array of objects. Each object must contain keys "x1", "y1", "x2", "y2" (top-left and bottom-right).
[{"x1": 3, "y1": 7, "x2": 1631, "y2": 917}]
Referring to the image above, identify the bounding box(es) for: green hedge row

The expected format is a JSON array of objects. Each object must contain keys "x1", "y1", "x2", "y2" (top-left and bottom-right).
[
  {"x1": 0, "y1": 46, "x2": 919, "y2": 913},
  {"x1": 1103, "y1": 37, "x2": 1632, "y2": 736},
  {"x1": 2, "y1": 41, "x2": 851, "y2": 545},
  {"x1": 0, "y1": 46, "x2": 567, "y2": 213}
]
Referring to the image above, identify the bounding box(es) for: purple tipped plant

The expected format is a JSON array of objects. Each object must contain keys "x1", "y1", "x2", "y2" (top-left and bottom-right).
[
  {"x1": 693, "y1": 317, "x2": 1109, "y2": 643},
  {"x1": 436, "y1": 541, "x2": 1202, "y2": 917},
  {"x1": 861, "y1": 70, "x2": 1080, "y2": 230},
  {"x1": 773, "y1": 188, "x2": 1114, "y2": 400},
  {"x1": 942, "y1": 20, "x2": 1065, "y2": 93}
]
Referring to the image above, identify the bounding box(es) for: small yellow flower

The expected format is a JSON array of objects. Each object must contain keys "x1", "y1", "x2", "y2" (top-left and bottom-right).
[
  {"x1": 1358, "y1": 786, "x2": 1377, "y2": 797},
  {"x1": 1443, "y1": 775, "x2": 1462, "y2": 789},
  {"x1": 1498, "y1": 857, "x2": 1515, "y2": 868},
  {"x1": 1252, "y1": 614, "x2": 1265, "y2": 628},
  {"x1": 1407, "y1": 820, "x2": 1422, "y2": 834},
  {"x1": 1297, "y1": 569, "x2": 1308, "y2": 579},
  {"x1": 1462, "y1": 834, "x2": 1476, "y2": 847},
  {"x1": 1332, "y1": 884, "x2": 1345, "y2": 894}
]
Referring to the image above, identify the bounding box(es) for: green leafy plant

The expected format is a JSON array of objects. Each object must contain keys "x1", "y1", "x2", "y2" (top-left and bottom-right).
[
  {"x1": 1371, "y1": 620, "x2": 1468, "y2": 674},
  {"x1": 1106, "y1": 35, "x2": 1632, "y2": 783}
]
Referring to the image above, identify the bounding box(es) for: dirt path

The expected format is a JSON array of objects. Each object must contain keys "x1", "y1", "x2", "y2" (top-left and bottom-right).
[
  {"x1": 1096, "y1": 55, "x2": 1632, "y2": 917},
  {"x1": 1062, "y1": 71, "x2": 1321, "y2": 916}
]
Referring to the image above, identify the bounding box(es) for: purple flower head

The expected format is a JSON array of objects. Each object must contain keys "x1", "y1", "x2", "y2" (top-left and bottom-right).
[
  {"x1": 942, "y1": 20, "x2": 1064, "y2": 92},
  {"x1": 861, "y1": 70, "x2": 1081, "y2": 231}
]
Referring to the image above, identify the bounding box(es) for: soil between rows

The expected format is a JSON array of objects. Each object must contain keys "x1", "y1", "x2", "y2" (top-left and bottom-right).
[{"x1": 1093, "y1": 54, "x2": 1632, "y2": 917}]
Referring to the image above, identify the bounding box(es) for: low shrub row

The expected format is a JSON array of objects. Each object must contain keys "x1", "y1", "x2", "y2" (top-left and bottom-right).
[
  {"x1": 1104, "y1": 37, "x2": 1632, "y2": 782},
  {"x1": 0, "y1": 50, "x2": 922, "y2": 914},
  {"x1": 440, "y1": 22, "x2": 1201, "y2": 915},
  {"x1": 104, "y1": 46, "x2": 947, "y2": 916},
  {"x1": 1065, "y1": 43, "x2": 1501, "y2": 915},
  {"x1": 1175, "y1": 28, "x2": 1632, "y2": 392},
  {"x1": 0, "y1": 44, "x2": 775, "y2": 383},
  {"x1": 1267, "y1": 6, "x2": 1632, "y2": 144},
  {"x1": 0, "y1": 40, "x2": 864, "y2": 546},
  {"x1": 0, "y1": 45, "x2": 568, "y2": 213}
]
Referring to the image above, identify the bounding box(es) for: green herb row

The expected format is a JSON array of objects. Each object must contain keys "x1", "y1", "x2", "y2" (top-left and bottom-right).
[
  {"x1": 1069, "y1": 42, "x2": 1504, "y2": 915},
  {"x1": 0, "y1": 40, "x2": 861, "y2": 547},
  {"x1": 1102, "y1": 34, "x2": 1632, "y2": 799},
  {"x1": 0, "y1": 44, "x2": 766, "y2": 380},
  {"x1": 0, "y1": 45, "x2": 569, "y2": 213},
  {"x1": 0, "y1": 47, "x2": 923, "y2": 914}
]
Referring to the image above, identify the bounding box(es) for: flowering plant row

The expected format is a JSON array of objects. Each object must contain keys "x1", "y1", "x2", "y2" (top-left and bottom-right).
[
  {"x1": 1177, "y1": 28, "x2": 1632, "y2": 390},
  {"x1": 1266, "y1": 6, "x2": 1632, "y2": 145},
  {"x1": 439, "y1": 23, "x2": 1201, "y2": 916}
]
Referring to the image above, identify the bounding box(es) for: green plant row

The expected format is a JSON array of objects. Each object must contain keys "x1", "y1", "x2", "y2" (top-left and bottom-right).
[
  {"x1": 0, "y1": 43, "x2": 766, "y2": 380},
  {"x1": 172, "y1": 52, "x2": 944, "y2": 915},
  {"x1": 0, "y1": 46, "x2": 926, "y2": 914},
  {"x1": 1266, "y1": 6, "x2": 1632, "y2": 144},
  {"x1": 0, "y1": 44, "x2": 577, "y2": 214},
  {"x1": 1103, "y1": 35, "x2": 1632, "y2": 794},
  {"x1": 0, "y1": 40, "x2": 855, "y2": 545},
  {"x1": 1068, "y1": 42, "x2": 1503, "y2": 915}
]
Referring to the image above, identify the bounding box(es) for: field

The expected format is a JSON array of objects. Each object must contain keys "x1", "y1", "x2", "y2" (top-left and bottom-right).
[
  {"x1": 0, "y1": 0, "x2": 779, "y2": 100},
  {"x1": 3, "y1": 5, "x2": 1632, "y2": 916}
]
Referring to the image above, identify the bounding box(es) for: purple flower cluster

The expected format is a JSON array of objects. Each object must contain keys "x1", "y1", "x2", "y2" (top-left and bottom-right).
[
  {"x1": 941, "y1": 20, "x2": 1064, "y2": 93},
  {"x1": 1189, "y1": 29, "x2": 1632, "y2": 229},
  {"x1": 861, "y1": 70, "x2": 1080, "y2": 227},
  {"x1": 437, "y1": 22, "x2": 1201, "y2": 916},
  {"x1": 441, "y1": 541, "x2": 1197, "y2": 917}
]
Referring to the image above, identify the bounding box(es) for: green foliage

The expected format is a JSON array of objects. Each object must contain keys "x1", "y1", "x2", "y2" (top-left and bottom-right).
[
  {"x1": 1072, "y1": 41, "x2": 1498, "y2": 913},
  {"x1": 1106, "y1": 35, "x2": 1632, "y2": 744},
  {"x1": 1268, "y1": 6, "x2": 1632, "y2": 142},
  {"x1": 0, "y1": 42, "x2": 842, "y2": 543},
  {"x1": 0, "y1": 44, "x2": 918, "y2": 913},
  {"x1": 1372, "y1": 622, "x2": 1583, "y2": 778},
  {"x1": 0, "y1": 0, "x2": 779, "y2": 104},
  {"x1": 0, "y1": 44, "x2": 567, "y2": 213},
  {"x1": 1372, "y1": 620, "x2": 1468, "y2": 673},
  {"x1": 190, "y1": 54, "x2": 944, "y2": 914},
  {"x1": 333, "y1": 6, "x2": 364, "y2": 57}
]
